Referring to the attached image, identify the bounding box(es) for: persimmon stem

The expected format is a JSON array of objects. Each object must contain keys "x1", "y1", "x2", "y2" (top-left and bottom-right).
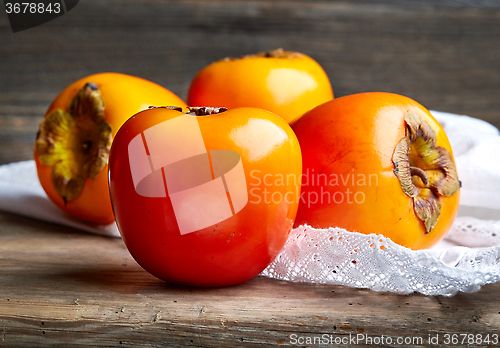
[
  {"x1": 410, "y1": 166, "x2": 429, "y2": 186},
  {"x1": 259, "y1": 48, "x2": 285, "y2": 57},
  {"x1": 252, "y1": 48, "x2": 299, "y2": 59},
  {"x1": 187, "y1": 107, "x2": 228, "y2": 116},
  {"x1": 146, "y1": 106, "x2": 228, "y2": 116},
  {"x1": 35, "y1": 83, "x2": 111, "y2": 202},
  {"x1": 392, "y1": 111, "x2": 459, "y2": 234}
]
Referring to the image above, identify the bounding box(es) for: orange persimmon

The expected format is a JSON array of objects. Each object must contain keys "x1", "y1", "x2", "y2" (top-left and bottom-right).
[
  {"x1": 108, "y1": 106, "x2": 302, "y2": 286},
  {"x1": 34, "y1": 73, "x2": 187, "y2": 224},
  {"x1": 292, "y1": 92, "x2": 460, "y2": 250},
  {"x1": 188, "y1": 48, "x2": 333, "y2": 124}
]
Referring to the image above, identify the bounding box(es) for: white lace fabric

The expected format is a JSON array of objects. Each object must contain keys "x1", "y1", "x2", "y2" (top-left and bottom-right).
[
  {"x1": 261, "y1": 223, "x2": 500, "y2": 296},
  {"x1": 0, "y1": 111, "x2": 499, "y2": 296}
]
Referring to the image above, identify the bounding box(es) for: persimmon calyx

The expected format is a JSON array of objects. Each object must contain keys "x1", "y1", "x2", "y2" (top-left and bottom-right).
[
  {"x1": 187, "y1": 106, "x2": 228, "y2": 115},
  {"x1": 35, "y1": 83, "x2": 112, "y2": 203},
  {"x1": 148, "y1": 106, "x2": 228, "y2": 116},
  {"x1": 222, "y1": 48, "x2": 300, "y2": 62},
  {"x1": 392, "y1": 111, "x2": 460, "y2": 234},
  {"x1": 252, "y1": 48, "x2": 299, "y2": 58}
]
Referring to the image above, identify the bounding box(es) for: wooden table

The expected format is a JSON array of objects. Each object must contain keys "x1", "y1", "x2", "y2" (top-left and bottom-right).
[{"x1": 1, "y1": 211, "x2": 499, "y2": 347}]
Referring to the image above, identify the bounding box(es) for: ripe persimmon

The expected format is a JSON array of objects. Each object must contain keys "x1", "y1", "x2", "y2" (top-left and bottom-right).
[
  {"x1": 292, "y1": 92, "x2": 460, "y2": 250},
  {"x1": 34, "y1": 73, "x2": 187, "y2": 224},
  {"x1": 188, "y1": 48, "x2": 333, "y2": 124},
  {"x1": 109, "y1": 106, "x2": 302, "y2": 286}
]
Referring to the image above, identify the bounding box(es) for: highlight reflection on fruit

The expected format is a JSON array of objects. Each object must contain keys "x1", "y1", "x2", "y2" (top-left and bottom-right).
[
  {"x1": 34, "y1": 73, "x2": 187, "y2": 224},
  {"x1": 292, "y1": 92, "x2": 460, "y2": 250},
  {"x1": 188, "y1": 48, "x2": 333, "y2": 124},
  {"x1": 109, "y1": 106, "x2": 302, "y2": 286}
]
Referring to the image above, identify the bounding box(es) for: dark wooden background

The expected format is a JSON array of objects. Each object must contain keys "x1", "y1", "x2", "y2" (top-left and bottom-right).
[{"x1": 1, "y1": 0, "x2": 500, "y2": 166}]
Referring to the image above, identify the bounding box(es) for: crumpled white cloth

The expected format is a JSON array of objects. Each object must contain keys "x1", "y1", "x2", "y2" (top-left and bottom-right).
[
  {"x1": 0, "y1": 111, "x2": 499, "y2": 296},
  {"x1": 0, "y1": 161, "x2": 121, "y2": 237}
]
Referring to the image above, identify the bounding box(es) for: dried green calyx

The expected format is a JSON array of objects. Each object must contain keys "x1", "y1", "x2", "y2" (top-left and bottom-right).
[
  {"x1": 392, "y1": 111, "x2": 460, "y2": 234},
  {"x1": 35, "y1": 83, "x2": 112, "y2": 204},
  {"x1": 148, "y1": 106, "x2": 228, "y2": 115},
  {"x1": 187, "y1": 106, "x2": 228, "y2": 115},
  {"x1": 222, "y1": 48, "x2": 300, "y2": 62},
  {"x1": 252, "y1": 48, "x2": 299, "y2": 58}
]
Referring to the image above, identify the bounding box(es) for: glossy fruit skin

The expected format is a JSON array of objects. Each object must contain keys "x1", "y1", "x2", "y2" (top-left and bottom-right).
[
  {"x1": 35, "y1": 73, "x2": 187, "y2": 225},
  {"x1": 109, "y1": 107, "x2": 302, "y2": 286},
  {"x1": 292, "y1": 92, "x2": 460, "y2": 250},
  {"x1": 187, "y1": 51, "x2": 333, "y2": 124}
]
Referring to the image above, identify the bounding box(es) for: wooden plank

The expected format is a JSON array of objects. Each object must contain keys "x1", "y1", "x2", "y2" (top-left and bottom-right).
[
  {"x1": 0, "y1": 211, "x2": 499, "y2": 347},
  {"x1": 1, "y1": 0, "x2": 500, "y2": 163}
]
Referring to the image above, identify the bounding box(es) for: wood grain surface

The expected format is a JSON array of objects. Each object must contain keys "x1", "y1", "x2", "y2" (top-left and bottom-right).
[
  {"x1": 0, "y1": 211, "x2": 499, "y2": 347},
  {"x1": 1, "y1": 0, "x2": 500, "y2": 164}
]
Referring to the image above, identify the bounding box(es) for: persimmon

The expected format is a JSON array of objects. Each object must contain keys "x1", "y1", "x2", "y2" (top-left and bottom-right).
[
  {"x1": 34, "y1": 73, "x2": 187, "y2": 224},
  {"x1": 292, "y1": 92, "x2": 460, "y2": 250},
  {"x1": 187, "y1": 48, "x2": 333, "y2": 124},
  {"x1": 108, "y1": 106, "x2": 302, "y2": 286}
]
